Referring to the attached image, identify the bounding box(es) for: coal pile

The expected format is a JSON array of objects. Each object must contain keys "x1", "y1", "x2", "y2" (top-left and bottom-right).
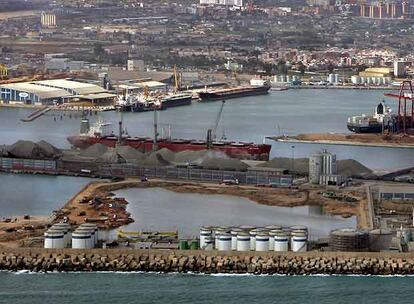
[
  {"x1": 79, "y1": 143, "x2": 109, "y2": 157},
  {"x1": 115, "y1": 146, "x2": 144, "y2": 161},
  {"x1": 96, "y1": 150, "x2": 127, "y2": 164},
  {"x1": 7, "y1": 140, "x2": 61, "y2": 159}
]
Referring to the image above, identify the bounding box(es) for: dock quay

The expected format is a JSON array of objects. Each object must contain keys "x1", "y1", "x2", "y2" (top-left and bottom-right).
[
  {"x1": 1, "y1": 247, "x2": 414, "y2": 275},
  {"x1": 20, "y1": 106, "x2": 51, "y2": 122},
  {"x1": 269, "y1": 133, "x2": 414, "y2": 149}
]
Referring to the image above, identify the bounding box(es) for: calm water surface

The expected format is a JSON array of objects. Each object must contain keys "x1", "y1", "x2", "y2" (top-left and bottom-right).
[
  {"x1": 0, "y1": 272, "x2": 412, "y2": 304},
  {"x1": 0, "y1": 89, "x2": 413, "y2": 170},
  {"x1": 0, "y1": 173, "x2": 92, "y2": 217},
  {"x1": 117, "y1": 187, "x2": 355, "y2": 238}
]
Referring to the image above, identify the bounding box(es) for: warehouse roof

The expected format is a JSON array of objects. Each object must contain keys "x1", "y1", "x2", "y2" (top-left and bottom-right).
[
  {"x1": 31, "y1": 79, "x2": 107, "y2": 95},
  {"x1": 72, "y1": 93, "x2": 117, "y2": 100},
  {"x1": 0, "y1": 82, "x2": 71, "y2": 99}
]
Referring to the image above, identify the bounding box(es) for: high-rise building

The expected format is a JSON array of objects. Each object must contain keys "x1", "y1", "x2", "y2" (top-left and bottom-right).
[
  {"x1": 394, "y1": 60, "x2": 406, "y2": 78},
  {"x1": 41, "y1": 12, "x2": 57, "y2": 28}
]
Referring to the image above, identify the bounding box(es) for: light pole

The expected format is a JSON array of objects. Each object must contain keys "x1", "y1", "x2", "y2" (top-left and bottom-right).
[{"x1": 291, "y1": 145, "x2": 295, "y2": 173}]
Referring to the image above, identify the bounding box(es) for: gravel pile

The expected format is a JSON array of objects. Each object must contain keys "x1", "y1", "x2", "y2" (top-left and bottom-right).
[
  {"x1": 96, "y1": 150, "x2": 127, "y2": 163},
  {"x1": 7, "y1": 140, "x2": 61, "y2": 159},
  {"x1": 80, "y1": 143, "x2": 109, "y2": 157},
  {"x1": 258, "y1": 157, "x2": 372, "y2": 177},
  {"x1": 200, "y1": 157, "x2": 249, "y2": 171},
  {"x1": 115, "y1": 145, "x2": 145, "y2": 160}
]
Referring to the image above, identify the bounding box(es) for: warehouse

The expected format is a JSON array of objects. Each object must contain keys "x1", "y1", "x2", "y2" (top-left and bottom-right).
[
  {"x1": 0, "y1": 82, "x2": 71, "y2": 105},
  {"x1": 0, "y1": 79, "x2": 112, "y2": 105}
]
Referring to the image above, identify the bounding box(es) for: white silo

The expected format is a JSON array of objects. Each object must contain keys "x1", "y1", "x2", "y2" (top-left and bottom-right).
[
  {"x1": 44, "y1": 230, "x2": 64, "y2": 249},
  {"x1": 286, "y1": 75, "x2": 291, "y2": 83},
  {"x1": 327, "y1": 74, "x2": 335, "y2": 84},
  {"x1": 230, "y1": 228, "x2": 243, "y2": 250},
  {"x1": 76, "y1": 226, "x2": 95, "y2": 248},
  {"x1": 366, "y1": 77, "x2": 372, "y2": 85},
  {"x1": 360, "y1": 76, "x2": 366, "y2": 84},
  {"x1": 236, "y1": 232, "x2": 251, "y2": 251},
  {"x1": 274, "y1": 233, "x2": 289, "y2": 252},
  {"x1": 50, "y1": 225, "x2": 70, "y2": 247},
  {"x1": 217, "y1": 234, "x2": 232, "y2": 251},
  {"x1": 309, "y1": 154, "x2": 323, "y2": 184},
  {"x1": 321, "y1": 150, "x2": 337, "y2": 175},
  {"x1": 80, "y1": 223, "x2": 98, "y2": 245},
  {"x1": 334, "y1": 74, "x2": 339, "y2": 84},
  {"x1": 214, "y1": 227, "x2": 229, "y2": 249},
  {"x1": 351, "y1": 75, "x2": 360, "y2": 84},
  {"x1": 290, "y1": 225, "x2": 308, "y2": 235},
  {"x1": 268, "y1": 229, "x2": 282, "y2": 251},
  {"x1": 239, "y1": 225, "x2": 256, "y2": 231},
  {"x1": 200, "y1": 226, "x2": 212, "y2": 249},
  {"x1": 255, "y1": 233, "x2": 270, "y2": 252},
  {"x1": 204, "y1": 236, "x2": 214, "y2": 250},
  {"x1": 72, "y1": 230, "x2": 92, "y2": 249},
  {"x1": 291, "y1": 232, "x2": 308, "y2": 252}
]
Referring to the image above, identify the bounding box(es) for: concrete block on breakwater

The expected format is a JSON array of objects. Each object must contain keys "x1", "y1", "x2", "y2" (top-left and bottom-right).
[{"x1": 1, "y1": 247, "x2": 414, "y2": 275}]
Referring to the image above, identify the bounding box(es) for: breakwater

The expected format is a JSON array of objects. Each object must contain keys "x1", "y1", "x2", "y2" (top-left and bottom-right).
[{"x1": 1, "y1": 247, "x2": 414, "y2": 275}]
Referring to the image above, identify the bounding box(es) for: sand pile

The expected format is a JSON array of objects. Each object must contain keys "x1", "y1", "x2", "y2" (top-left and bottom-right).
[
  {"x1": 115, "y1": 145, "x2": 144, "y2": 160},
  {"x1": 96, "y1": 149, "x2": 127, "y2": 163},
  {"x1": 258, "y1": 157, "x2": 372, "y2": 177},
  {"x1": 7, "y1": 140, "x2": 61, "y2": 159},
  {"x1": 201, "y1": 157, "x2": 249, "y2": 171},
  {"x1": 174, "y1": 150, "x2": 229, "y2": 163},
  {"x1": 80, "y1": 143, "x2": 109, "y2": 157}
]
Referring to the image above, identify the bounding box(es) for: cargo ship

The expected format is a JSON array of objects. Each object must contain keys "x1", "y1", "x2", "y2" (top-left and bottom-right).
[
  {"x1": 347, "y1": 101, "x2": 397, "y2": 133},
  {"x1": 116, "y1": 93, "x2": 192, "y2": 112},
  {"x1": 198, "y1": 85, "x2": 271, "y2": 102},
  {"x1": 67, "y1": 119, "x2": 271, "y2": 161},
  {"x1": 160, "y1": 93, "x2": 192, "y2": 109}
]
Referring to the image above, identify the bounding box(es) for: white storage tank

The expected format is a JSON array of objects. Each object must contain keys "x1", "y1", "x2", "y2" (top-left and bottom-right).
[
  {"x1": 80, "y1": 223, "x2": 98, "y2": 245},
  {"x1": 249, "y1": 229, "x2": 260, "y2": 251},
  {"x1": 230, "y1": 228, "x2": 243, "y2": 250},
  {"x1": 203, "y1": 235, "x2": 214, "y2": 251},
  {"x1": 290, "y1": 226, "x2": 308, "y2": 235},
  {"x1": 268, "y1": 229, "x2": 282, "y2": 251},
  {"x1": 217, "y1": 233, "x2": 232, "y2": 251},
  {"x1": 274, "y1": 233, "x2": 289, "y2": 251},
  {"x1": 351, "y1": 75, "x2": 361, "y2": 84},
  {"x1": 76, "y1": 227, "x2": 95, "y2": 248},
  {"x1": 236, "y1": 232, "x2": 251, "y2": 251},
  {"x1": 44, "y1": 230, "x2": 64, "y2": 249},
  {"x1": 239, "y1": 225, "x2": 256, "y2": 231},
  {"x1": 200, "y1": 226, "x2": 213, "y2": 250},
  {"x1": 255, "y1": 233, "x2": 270, "y2": 252},
  {"x1": 291, "y1": 232, "x2": 308, "y2": 252},
  {"x1": 360, "y1": 76, "x2": 366, "y2": 84},
  {"x1": 50, "y1": 225, "x2": 70, "y2": 248},
  {"x1": 214, "y1": 227, "x2": 229, "y2": 249},
  {"x1": 72, "y1": 230, "x2": 92, "y2": 249}
]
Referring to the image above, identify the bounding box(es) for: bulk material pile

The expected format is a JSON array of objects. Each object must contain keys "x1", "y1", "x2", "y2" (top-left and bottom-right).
[{"x1": 199, "y1": 225, "x2": 308, "y2": 252}]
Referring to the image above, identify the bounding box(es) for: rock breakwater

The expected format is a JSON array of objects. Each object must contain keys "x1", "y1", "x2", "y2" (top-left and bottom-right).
[{"x1": 1, "y1": 248, "x2": 414, "y2": 275}]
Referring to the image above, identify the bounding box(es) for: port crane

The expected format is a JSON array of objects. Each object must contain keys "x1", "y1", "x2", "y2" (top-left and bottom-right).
[{"x1": 207, "y1": 100, "x2": 226, "y2": 148}]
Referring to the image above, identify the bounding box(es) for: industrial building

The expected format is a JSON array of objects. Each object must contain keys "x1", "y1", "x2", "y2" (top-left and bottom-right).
[
  {"x1": 0, "y1": 79, "x2": 115, "y2": 105},
  {"x1": 309, "y1": 150, "x2": 345, "y2": 186}
]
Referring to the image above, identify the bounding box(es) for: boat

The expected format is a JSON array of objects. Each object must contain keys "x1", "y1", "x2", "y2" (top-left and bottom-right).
[
  {"x1": 67, "y1": 118, "x2": 272, "y2": 160},
  {"x1": 160, "y1": 93, "x2": 192, "y2": 109},
  {"x1": 116, "y1": 92, "x2": 161, "y2": 112},
  {"x1": 198, "y1": 85, "x2": 271, "y2": 102},
  {"x1": 347, "y1": 101, "x2": 397, "y2": 133}
]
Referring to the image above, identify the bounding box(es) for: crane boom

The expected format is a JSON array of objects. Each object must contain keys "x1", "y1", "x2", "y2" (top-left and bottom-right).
[{"x1": 212, "y1": 100, "x2": 226, "y2": 140}]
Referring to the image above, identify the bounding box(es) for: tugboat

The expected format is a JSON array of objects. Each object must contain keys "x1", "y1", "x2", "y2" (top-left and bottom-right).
[{"x1": 347, "y1": 101, "x2": 396, "y2": 133}]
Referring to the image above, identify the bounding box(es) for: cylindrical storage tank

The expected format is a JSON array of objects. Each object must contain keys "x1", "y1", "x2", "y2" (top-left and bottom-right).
[
  {"x1": 76, "y1": 227, "x2": 94, "y2": 248},
  {"x1": 286, "y1": 75, "x2": 291, "y2": 83},
  {"x1": 217, "y1": 233, "x2": 232, "y2": 251},
  {"x1": 369, "y1": 229, "x2": 392, "y2": 252},
  {"x1": 44, "y1": 230, "x2": 64, "y2": 249},
  {"x1": 351, "y1": 75, "x2": 360, "y2": 84},
  {"x1": 268, "y1": 229, "x2": 282, "y2": 251},
  {"x1": 72, "y1": 231, "x2": 91, "y2": 249},
  {"x1": 213, "y1": 227, "x2": 229, "y2": 249},
  {"x1": 230, "y1": 228, "x2": 243, "y2": 250},
  {"x1": 274, "y1": 233, "x2": 289, "y2": 252},
  {"x1": 255, "y1": 233, "x2": 270, "y2": 252},
  {"x1": 236, "y1": 232, "x2": 250, "y2": 251},
  {"x1": 265, "y1": 225, "x2": 282, "y2": 231},
  {"x1": 80, "y1": 224, "x2": 98, "y2": 245},
  {"x1": 291, "y1": 232, "x2": 307, "y2": 252},
  {"x1": 179, "y1": 240, "x2": 189, "y2": 250},
  {"x1": 50, "y1": 225, "x2": 70, "y2": 248},
  {"x1": 239, "y1": 225, "x2": 256, "y2": 231},
  {"x1": 199, "y1": 226, "x2": 212, "y2": 249},
  {"x1": 249, "y1": 229, "x2": 258, "y2": 251},
  {"x1": 190, "y1": 239, "x2": 199, "y2": 250},
  {"x1": 360, "y1": 76, "x2": 365, "y2": 84},
  {"x1": 203, "y1": 236, "x2": 214, "y2": 251},
  {"x1": 330, "y1": 229, "x2": 369, "y2": 252},
  {"x1": 52, "y1": 223, "x2": 71, "y2": 247},
  {"x1": 334, "y1": 74, "x2": 339, "y2": 83}
]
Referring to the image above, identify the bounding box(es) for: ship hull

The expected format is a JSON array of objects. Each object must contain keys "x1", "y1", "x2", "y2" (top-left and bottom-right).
[
  {"x1": 67, "y1": 136, "x2": 271, "y2": 161},
  {"x1": 198, "y1": 86, "x2": 270, "y2": 102},
  {"x1": 161, "y1": 95, "x2": 192, "y2": 109},
  {"x1": 347, "y1": 123, "x2": 383, "y2": 133}
]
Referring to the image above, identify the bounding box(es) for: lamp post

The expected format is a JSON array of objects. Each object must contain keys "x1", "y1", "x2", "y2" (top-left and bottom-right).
[{"x1": 291, "y1": 145, "x2": 295, "y2": 173}]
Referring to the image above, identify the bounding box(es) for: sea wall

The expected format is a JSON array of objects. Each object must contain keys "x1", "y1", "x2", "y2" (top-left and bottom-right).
[{"x1": 1, "y1": 247, "x2": 414, "y2": 275}]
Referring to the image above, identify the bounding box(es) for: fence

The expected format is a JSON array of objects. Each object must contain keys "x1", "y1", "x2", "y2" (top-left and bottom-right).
[{"x1": 0, "y1": 157, "x2": 56, "y2": 172}]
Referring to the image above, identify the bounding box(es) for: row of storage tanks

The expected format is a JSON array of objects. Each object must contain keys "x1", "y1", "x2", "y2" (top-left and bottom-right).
[
  {"x1": 350, "y1": 75, "x2": 391, "y2": 86},
  {"x1": 272, "y1": 75, "x2": 301, "y2": 83},
  {"x1": 44, "y1": 223, "x2": 99, "y2": 249},
  {"x1": 200, "y1": 225, "x2": 308, "y2": 252}
]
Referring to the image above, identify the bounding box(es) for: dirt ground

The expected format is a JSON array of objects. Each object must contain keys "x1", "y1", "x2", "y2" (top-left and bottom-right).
[{"x1": 0, "y1": 216, "x2": 50, "y2": 247}]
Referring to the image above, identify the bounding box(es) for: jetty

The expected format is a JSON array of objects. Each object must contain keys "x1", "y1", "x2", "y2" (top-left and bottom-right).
[{"x1": 21, "y1": 106, "x2": 51, "y2": 122}]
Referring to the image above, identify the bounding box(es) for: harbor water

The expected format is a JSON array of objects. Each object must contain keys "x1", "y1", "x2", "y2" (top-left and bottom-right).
[
  {"x1": 0, "y1": 272, "x2": 413, "y2": 304},
  {"x1": 0, "y1": 89, "x2": 413, "y2": 170},
  {"x1": 116, "y1": 187, "x2": 355, "y2": 238},
  {"x1": 0, "y1": 173, "x2": 92, "y2": 217}
]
